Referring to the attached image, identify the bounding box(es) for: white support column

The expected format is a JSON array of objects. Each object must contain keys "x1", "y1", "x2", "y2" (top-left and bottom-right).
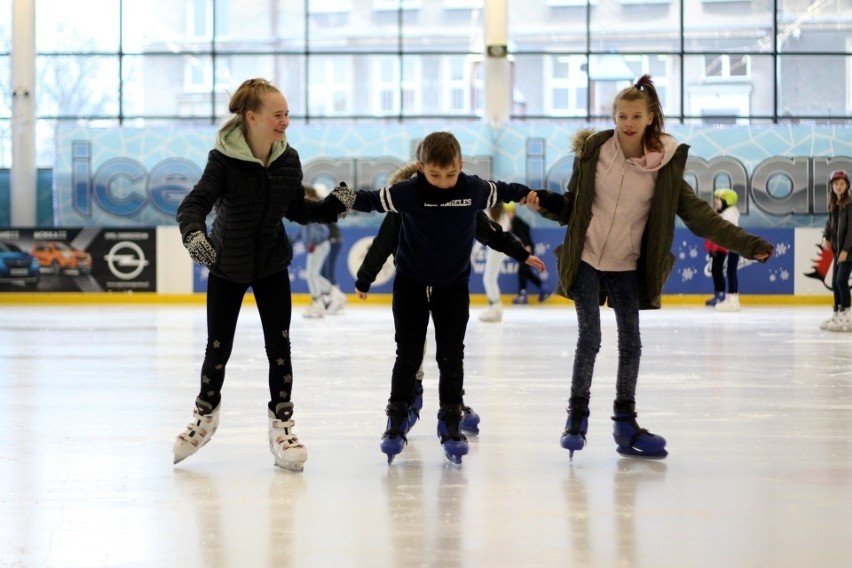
[
  {"x1": 483, "y1": 0, "x2": 510, "y2": 127},
  {"x1": 11, "y1": 0, "x2": 37, "y2": 227}
]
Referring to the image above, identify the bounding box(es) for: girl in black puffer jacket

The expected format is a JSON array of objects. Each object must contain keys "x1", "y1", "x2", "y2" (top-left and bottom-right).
[{"x1": 172, "y1": 78, "x2": 353, "y2": 472}]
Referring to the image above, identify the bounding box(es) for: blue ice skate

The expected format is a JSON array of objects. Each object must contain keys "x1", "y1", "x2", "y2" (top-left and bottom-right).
[
  {"x1": 459, "y1": 389, "x2": 480, "y2": 434},
  {"x1": 612, "y1": 402, "x2": 667, "y2": 460},
  {"x1": 460, "y1": 404, "x2": 480, "y2": 435},
  {"x1": 437, "y1": 404, "x2": 469, "y2": 466},
  {"x1": 560, "y1": 398, "x2": 589, "y2": 460},
  {"x1": 380, "y1": 401, "x2": 413, "y2": 464},
  {"x1": 705, "y1": 292, "x2": 725, "y2": 307}
]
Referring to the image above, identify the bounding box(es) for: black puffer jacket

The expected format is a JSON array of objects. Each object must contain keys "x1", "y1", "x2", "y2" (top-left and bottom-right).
[{"x1": 177, "y1": 140, "x2": 343, "y2": 283}]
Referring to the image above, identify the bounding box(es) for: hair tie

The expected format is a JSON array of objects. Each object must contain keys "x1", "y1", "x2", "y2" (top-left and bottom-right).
[{"x1": 634, "y1": 82, "x2": 643, "y2": 91}]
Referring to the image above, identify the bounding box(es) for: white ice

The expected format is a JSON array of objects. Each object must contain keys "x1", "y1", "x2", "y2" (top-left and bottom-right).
[{"x1": 0, "y1": 301, "x2": 850, "y2": 567}]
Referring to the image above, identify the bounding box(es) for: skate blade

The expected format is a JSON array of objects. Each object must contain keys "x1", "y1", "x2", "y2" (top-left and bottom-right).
[
  {"x1": 274, "y1": 462, "x2": 305, "y2": 472},
  {"x1": 380, "y1": 445, "x2": 405, "y2": 464},
  {"x1": 444, "y1": 454, "x2": 463, "y2": 468},
  {"x1": 616, "y1": 448, "x2": 668, "y2": 460}
]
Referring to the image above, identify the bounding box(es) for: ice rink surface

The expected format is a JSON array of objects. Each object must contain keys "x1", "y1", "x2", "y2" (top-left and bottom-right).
[{"x1": 1, "y1": 300, "x2": 850, "y2": 567}]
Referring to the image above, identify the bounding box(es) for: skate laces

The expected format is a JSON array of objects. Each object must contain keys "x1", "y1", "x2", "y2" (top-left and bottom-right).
[
  {"x1": 384, "y1": 403, "x2": 412, "y2": 438},
  {"x1": 178, "y1": 411, "x2": 216, "y2": 446},
  {"x1": 565, "y1": 415, "x2": 586, "y2": 436},
  {"x1": 612, "y1": 412, "x2": 653, "y2": 444},
  {"x1": 439, "y1": 409, "x2": 466, "y2": 443},
  {"x1": 384, "y1": 413, "x2": 409, "y2": 440},
  {"x1": 271, "y1": 419, "x2": 303, "y2": 448}
]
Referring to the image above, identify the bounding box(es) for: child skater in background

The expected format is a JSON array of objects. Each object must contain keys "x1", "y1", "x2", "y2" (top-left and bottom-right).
[
  {"x1": 479, "y1": 201, "x2": 514, "y2": 322},
  {"x1": 350, "y1": 131, "x2": 541, "y2": 466},
  {"x1": 298, "y1": 185, "x2": 345, "y2": 317},
  {"x1": 525, "y1": 75, "x2": 772, "y2": 461},
  {"x1": 820, "y1": 170, "x2": 852, "y2": 331},
  {"x1": 509, "y1": 205, "x2": 551, "y2": 305},
  {"x1": 354, "y1": 160, "x2": 544, "y2": 438},
  {"x1": 321, "y1": 220, "x2": 347, "y2": 313},
  {"x1": 173, "y1": 78, "x2": 353, "y2": 472},
  {"x1": 296, "y1": 189, "x2": 333, "y2": 319},
  {"x1": 704, "y1": 188, "x2": 741, "y2": 311}
]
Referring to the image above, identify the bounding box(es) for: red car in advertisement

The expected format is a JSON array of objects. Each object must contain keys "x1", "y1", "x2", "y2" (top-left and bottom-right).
[{"x1": 31, "y1": 241, "x2": 93, "y2": 275}]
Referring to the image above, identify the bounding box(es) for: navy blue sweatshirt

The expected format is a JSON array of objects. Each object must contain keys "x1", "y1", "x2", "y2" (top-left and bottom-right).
[{"x1": 352, "y1": 172, "x2": 533, "y2": 287}]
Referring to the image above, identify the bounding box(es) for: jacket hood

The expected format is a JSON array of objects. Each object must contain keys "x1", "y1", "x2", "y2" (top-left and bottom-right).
[
  {"x1": 388, "y1": 161, "x2": 418, "y2": 185},
  {"x1": 570, "y1": 128, "x2": 598, "y2": 156},
  {"x1": 570, "y1": 128, "x2": 678, "y2": 171},
  {"x1": 215, "y1": 123, "x2": 288, "y2": 164},
  {"x1": 627, "y1": 133, "x2": 679, "y2": 172}
]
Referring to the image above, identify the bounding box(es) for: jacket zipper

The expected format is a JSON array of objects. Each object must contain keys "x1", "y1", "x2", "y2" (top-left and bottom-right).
[{"x1": 254, "y1": 168, "x2": 272, "y2": 280}]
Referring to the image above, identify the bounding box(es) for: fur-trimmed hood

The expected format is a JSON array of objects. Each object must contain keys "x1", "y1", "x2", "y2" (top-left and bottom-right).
[
  {"x1": 570, "y1": 128, "x2": 598, "y2": 156},
  {"x1": 570, "y1": 128, "x2": 678, "y2": 171},
  {"x1": 388, "y1": 162, "x2": 418, "y2": 185}
]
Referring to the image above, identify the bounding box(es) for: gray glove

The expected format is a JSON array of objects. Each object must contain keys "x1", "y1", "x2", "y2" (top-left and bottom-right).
[
  {"x1": 184, "y1": 230, "x2": 217, "y2": 266},
  {"x1": 330, "y1": 182, "x2": 355, "y2": 218}
]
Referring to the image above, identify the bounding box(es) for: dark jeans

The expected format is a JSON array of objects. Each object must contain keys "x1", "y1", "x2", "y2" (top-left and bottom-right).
[
  {"x1": 832, "y1": 259, "x2": 852, "y2": 310},
  {"x1": 570, "y1": 261, "x2": 642, "y2": 404},
  {"x1": 390, "y1": 273, "x2": 469, "y2": 406},
  {"x1": 711, "y1": 251, "x2": 739, "y2": 294},
  {"x1": 321, "y1": 238, "x2": 342, "y2": 286},
  {"x1": 199, "y1": 270, "x2": 294, "y2": 411}
]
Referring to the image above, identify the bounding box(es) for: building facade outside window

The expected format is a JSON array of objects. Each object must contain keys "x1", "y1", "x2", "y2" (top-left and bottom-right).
[{"x1": 0, "y1": 0, "x2": 849, "y2": 168}]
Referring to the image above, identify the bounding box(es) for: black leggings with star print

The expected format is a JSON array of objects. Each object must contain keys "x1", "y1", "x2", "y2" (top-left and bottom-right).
[{"x1": 198, "y1": 270, "x2": 294, "y2": 412}]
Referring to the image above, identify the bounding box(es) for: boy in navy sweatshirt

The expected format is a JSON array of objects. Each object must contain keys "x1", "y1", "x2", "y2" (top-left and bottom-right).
[{"x1": 350, "y1": 131, "x2": 538, "y2": 465}]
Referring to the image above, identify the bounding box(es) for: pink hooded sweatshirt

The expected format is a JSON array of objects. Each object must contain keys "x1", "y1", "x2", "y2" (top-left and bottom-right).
[{"x1": 581, "y1": 133, "x2": 679, "y2": 272}]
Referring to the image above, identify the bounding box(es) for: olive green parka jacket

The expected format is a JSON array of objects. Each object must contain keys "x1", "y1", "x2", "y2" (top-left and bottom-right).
[{"x1": 541, "y1": 129, "x2": 773, "y2": 309}]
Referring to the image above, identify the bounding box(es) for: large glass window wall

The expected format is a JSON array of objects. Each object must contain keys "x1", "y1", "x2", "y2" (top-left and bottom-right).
[{"x1": 2, "y1": 0, "x2": 850, "y2": 166}]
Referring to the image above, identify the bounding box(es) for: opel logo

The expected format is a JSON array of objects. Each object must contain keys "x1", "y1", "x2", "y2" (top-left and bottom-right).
[{"x1": 104, "y1": 241, "x2": 149, "y2": 280}]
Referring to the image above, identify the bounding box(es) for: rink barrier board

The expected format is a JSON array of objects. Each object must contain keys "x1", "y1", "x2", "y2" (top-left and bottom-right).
[{"x1": 0, "y1": 226, "x2": 837, "y2": 300}]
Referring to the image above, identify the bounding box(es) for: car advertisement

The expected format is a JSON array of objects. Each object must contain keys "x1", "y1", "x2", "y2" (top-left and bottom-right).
[{"x1": 0, "y1": 228, "x2": 155, "y2": 292}]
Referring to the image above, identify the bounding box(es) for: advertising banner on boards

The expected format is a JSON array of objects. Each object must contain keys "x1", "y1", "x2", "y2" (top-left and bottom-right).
[{"x1": 0, "y1": 228, "x2": 156, "y2": 292}]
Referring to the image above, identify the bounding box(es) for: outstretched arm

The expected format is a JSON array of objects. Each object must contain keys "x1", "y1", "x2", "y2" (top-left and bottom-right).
[
  {"x1": 474, "y1": 212, "x2": 531, "y2": 264},
  {"x1": 677, "y1": 181, "x2": 772, "y2": 261},
  {"x1": 286, "y1": 183, "x2": 355, "y2": 225}
]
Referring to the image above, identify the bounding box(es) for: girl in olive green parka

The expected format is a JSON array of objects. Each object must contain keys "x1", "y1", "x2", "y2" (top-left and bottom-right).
[{"x1": 527, "y1": 75, "x2": 773, "y2": 460}]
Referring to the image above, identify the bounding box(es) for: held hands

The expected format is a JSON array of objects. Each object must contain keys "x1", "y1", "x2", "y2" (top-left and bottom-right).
[
  {"x1": 523, "y1": 191, "x2": 542, "y2": 212},
  {"x1": 184, "y1": 230, "x2": 217, "y2": 266},
  {"x1": 331, "y1": 182, "x2": 356, "y2": 218},
  {"x1": 523, "y1": 190, "x2": 564, "y2": 215}
]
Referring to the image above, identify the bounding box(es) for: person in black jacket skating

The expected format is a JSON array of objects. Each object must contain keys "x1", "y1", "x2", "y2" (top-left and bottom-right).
[
  {"x1": 172, "y1": 78, "x2": 354, "y2": 471},
  {"x1": 354, "y1": 161, "x2": 545, "y2": 439},
  {"x1": 350, "y1": 131, "x2": 541, "y2": 465},
  {"x1": 821, "y1": 169, "x2": 852, "y2": 331},
  {"x1": 508, "y1": 206, "x2": 551, "y2": 305}
]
